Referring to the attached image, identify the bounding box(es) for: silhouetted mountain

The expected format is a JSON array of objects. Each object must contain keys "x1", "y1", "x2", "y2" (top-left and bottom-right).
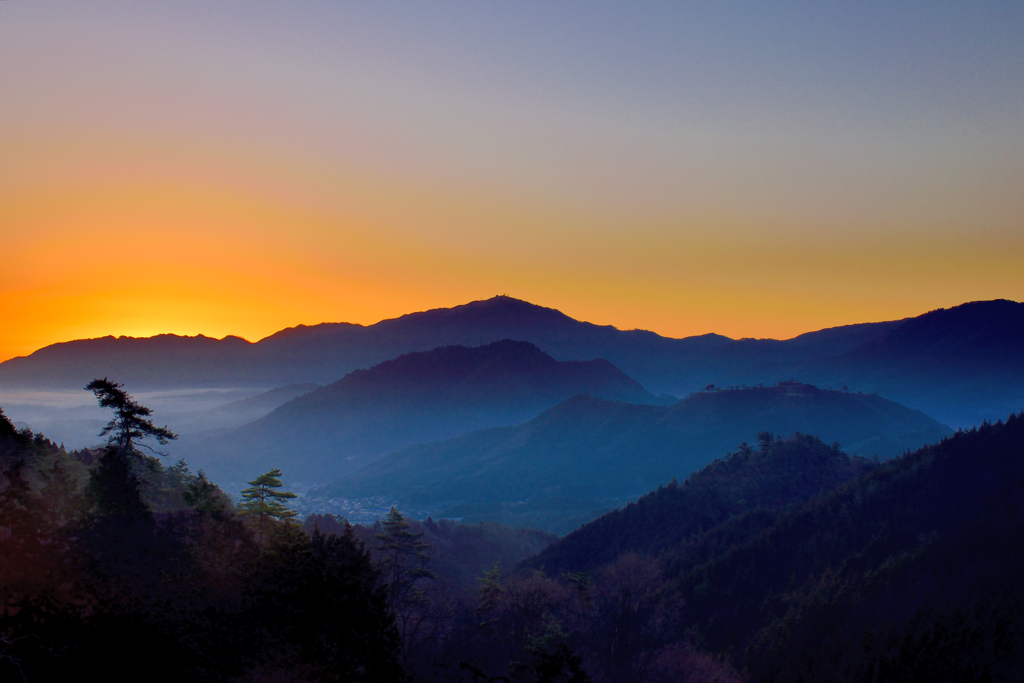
[
  {"x1": 185, "y1": 340, "x2": 665, "y2": 483},
  {"x1": 0, "y1": 333, "x2": 254, "y2": 389},
  {"x1": 3, "y1": 296, "x2": 1021, "y2": 425},
  {"x1": 787, "y1": 300, "x2": 1024, "y2": 426},
  {"x1": 0, "y1": 296, "x2": 899, "y2": 395},
  {"x1": 318, "y1": 383, "x2": 951, "y2": 532}
]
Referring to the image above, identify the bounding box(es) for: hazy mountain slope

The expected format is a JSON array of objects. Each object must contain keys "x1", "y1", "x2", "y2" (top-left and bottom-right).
[
  {"x1": 847, "y1": 298, "x2": 1024, "y2": 366},
  {"x1": 210, "y1": 383, "x2": 321, "y2": 415},
  {"x1": 0, "y1": 333, "x2": 254, "y2": 390},
  {"x1": 789, "y1": 300, "x2": 1024, "y2": 426},
  {"x1": 185, "y1": 340, "x2": 664, "y2": 483},
  {"x1": 166, "y1": 383, "x2": 321, "y2": 436},
  {"x1": 0, "y1": 296, "x2": 899, "y2": 394},
  {"x1": 319, "y1": 383, "x2": 951, "y2": 532},
  {"x1": 521, "y1": 433, "x2": 877, "y2": 575}
]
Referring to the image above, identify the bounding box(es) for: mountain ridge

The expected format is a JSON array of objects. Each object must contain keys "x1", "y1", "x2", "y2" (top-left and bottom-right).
[
  {"x1": 0, "y1": 295, "x2": 898, "y2": 392},
  {"x1": 3, "y1": 296, "x2": 1021, "y2": 426}
]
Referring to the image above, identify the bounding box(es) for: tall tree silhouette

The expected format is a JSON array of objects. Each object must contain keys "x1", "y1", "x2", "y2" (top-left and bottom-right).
[
  {"x1": 376, "y1": 507, "x2": 435, "y2": 665},
  {"x1": 86, "y1": 378, "x2": 177, "y2": 454},
  {"x1": 84, "y1": 378, "x2": 176, "y2": 516}
]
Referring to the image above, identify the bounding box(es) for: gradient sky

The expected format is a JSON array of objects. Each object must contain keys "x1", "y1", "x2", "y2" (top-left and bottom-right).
[{"x1": 2, "y1": 1, "x2": 1022, "y2": 362}]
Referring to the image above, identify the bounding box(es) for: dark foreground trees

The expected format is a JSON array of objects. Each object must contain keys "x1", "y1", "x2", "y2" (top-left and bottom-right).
[
  {"x1": 244, "y1": 527, "x2": 405, "y2": 682},
  {"x1": 666, "y1": 414, "x2": 1024, "y2": 681},
  {"x1": 7, "y1": 376, "x2": 1024, "y2": 681},
  {"x1": 0, "y1": 385, "x2": 405, "y2": 682}
]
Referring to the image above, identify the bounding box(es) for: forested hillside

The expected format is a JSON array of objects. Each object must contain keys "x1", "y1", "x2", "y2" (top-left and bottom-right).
[
  {"x1": 508, "y1": 412, "x2": 1024, "y2": 681},
  {"x1": 304, "y1": 513, "x2": 557, "y2": 593},
  {"x1": 4, "y1": 374, "x2": 1022, "y2": 681},
  {"x1": 0, "y1": 405, "x2": 405, "y2": 680},
  {"x1": 523, "y1": 432, "x2": 876, "y2": 575},
  {"x1": 0, "y1": 399, "x2": 573, "y2": 681},
  {"x1": 674, "y1": 413, "x2": 1024, "y2": 681}
]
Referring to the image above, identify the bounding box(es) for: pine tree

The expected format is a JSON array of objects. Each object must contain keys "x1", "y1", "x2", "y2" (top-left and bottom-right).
[
  {"x1": 377, "y1": 508, "x2": 434, "y2": 598},
  {"x1": 86, "y1": 378, "x2": 177, "y2": 455},
  {"x1": 239, "y1": 468, "x2": 297, "y2": 542},
  {"x1": 376, "y1": 507, "x2": 435, "y2": 657},
  {"x1": 84, "y1": 379, "x2": 178, "y2": 518}
]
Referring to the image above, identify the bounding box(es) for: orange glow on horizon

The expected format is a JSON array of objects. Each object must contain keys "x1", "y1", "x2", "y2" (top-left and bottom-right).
[
  {"x1": 3, "y1": 102, "x2": 1022, "y2": 366},
  {"x1": 3, "y1": 133, "x2": 1023, "y2": 364},
  {"x1": 3, "y1": 158, "x2": 1021, "y2": 366}
]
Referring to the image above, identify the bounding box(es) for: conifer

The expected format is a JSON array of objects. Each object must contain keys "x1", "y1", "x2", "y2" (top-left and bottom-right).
[
  {"x1": 376, "y1": 507, "x2": 435, "y2": 654},
  {"x1": 239, "y1": 468, "x2": 298, "y2": 542},
  {"x1": 85, "y1": 378, "x2": 177, "y2": 455}
]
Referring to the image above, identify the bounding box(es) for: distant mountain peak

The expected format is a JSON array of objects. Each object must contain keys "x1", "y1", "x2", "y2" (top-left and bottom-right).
[
  {"x1": 464, "y1": 294, "x2": 532, "y2": 307},
  {"x1": 399, "y1": 295, "x2": 577, "y2": 325},
  {"x1": 326, "y1": 338, "x2": 646, "y2": 396},
  {"x1": 929, "y1": 298, "x2": 1020, "y2": 313},
  {"x1": 352, "y1": 338, "x2": 559, "y2": 380},
  {"x1": 895, "y1": 298, "x2": 1021, "y2": 328},
  {"x1": 456, "y1": 294, "x2": 539, "y2": 308}
]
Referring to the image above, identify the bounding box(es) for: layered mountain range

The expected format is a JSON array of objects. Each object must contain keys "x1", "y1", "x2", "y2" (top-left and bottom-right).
[
  {"x1": 0, "y1": 295, "x2": 897, "y2": 392},
  {"x1": 316, "y1": 382, "x2": 951, "y2": 532},
  {"x1": 2, "y1": 296, "x2": 1020, "y2": 426},
  {"x1": 182, "y1": 339, "x2": 667, "y2": 484}
]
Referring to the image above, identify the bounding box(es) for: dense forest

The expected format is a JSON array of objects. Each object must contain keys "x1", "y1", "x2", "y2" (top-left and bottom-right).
[
  {"x1": 0, "y1": 400, "x2": 404, "y2": 680},
  {"x1": 522, "y1": 432, "x2": 879, "y2": 575},
  {"x1": 3, "y1": 377, "x2": 1023, "y2": 680},
  {"x1": 529, "y1": 415, "x2": 1024, "y2": 681}
]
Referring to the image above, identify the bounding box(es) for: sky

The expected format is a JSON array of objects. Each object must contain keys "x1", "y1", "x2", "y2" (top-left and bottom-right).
[{"x1": 2, "y1": 1, "x2": 1022, "y2": 362}]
